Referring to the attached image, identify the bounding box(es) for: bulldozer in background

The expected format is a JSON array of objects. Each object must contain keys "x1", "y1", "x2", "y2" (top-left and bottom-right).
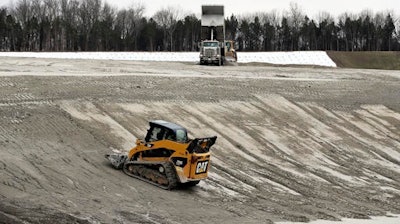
[{"x1": 105, "y1": 120, "x2": 217, "y2": 189}]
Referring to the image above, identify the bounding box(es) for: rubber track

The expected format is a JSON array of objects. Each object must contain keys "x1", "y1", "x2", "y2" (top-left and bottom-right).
[{"x1": 123, "y1": 161, "x2": 178, "y2": 190}]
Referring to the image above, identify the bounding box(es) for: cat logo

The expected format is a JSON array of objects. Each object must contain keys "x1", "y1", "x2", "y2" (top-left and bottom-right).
[{"x1": 195, "y1": 161, "x2": 209, "y2": 174}]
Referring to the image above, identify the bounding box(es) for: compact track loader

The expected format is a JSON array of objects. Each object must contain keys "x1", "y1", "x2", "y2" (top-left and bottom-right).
[{"x1": 105, "y1": 120, "x2": 217, "y2": 189}]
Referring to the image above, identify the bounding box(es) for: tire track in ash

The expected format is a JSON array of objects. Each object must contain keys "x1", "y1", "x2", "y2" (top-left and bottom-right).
[
  {"x1": 328, "y1": 109, "x2": 400, "y2": 190},
  {"x1": 21, "y1": 118, "x2": 97, "y2": 193},
  {"x1": 180, "y1": 100, "x2": 313, "y2": 180},
  {"x1": 113, "y1": 101, "x2": 316, "y2": 220},
  {"x1": 0, "y1": 104, "x2": 97, "y2": 198},
  {"x1": 306, "y1": 101, "x2": 399, "y2": 170},
  {"x1": 108, "y1": 102, "x2": 255, "y2": 199},
  {"x1": 255, "y1": 96, "x2": 400, "y2": 183},
  {"x1": 58, "y1": 101, "x2": 250, "y2": 223},
  {"x1": 279, "y1": 101, "x2": 400, "y2": 212},
  {"x1": 170, "y1": 102, "x2": 296, "y2": 204},
  {"x1": 0, "y1": 104, "x2": 42, "y2": 196},
  {"x1": 175, "y1": 101, "x2": 331, "y2": 219},
  {"x1": 59, "y1": 100, "x2": 137, "y2": 151},
  {"x1": 3, "y1": 98, "x2": 397, "y2": 221},
  {"x1": 0, "y1": 100, "x2": 149, "y2": 222},
  {"x1": 98, "y1": 103, "x2": 151, "y2": 141},
  {"x1": 253, "y1": 95, "x2": 369, "y2": 183},
  {"x1": 329, "y1": 110, "x2": 400, "y2": 169},
  {"x1": 180, "y1": 100, "x2": 330, "y2": 205},
  {"x1": 0, "y1": 80, "x2": 16, "y2": 87},
  {"x1": 177, "y1": 96, "x2": 400, "y2": 219},
  {"x1": 113, "y1": 102, "x2": 266, "y2": 200},
  {"x1": 262, "y1": 97, "x2": 400, "y2": 213},
  {"x1": 341, "y1": 109, "x2": 400, "y2": 164},
  {"x1": 288, "y1": 102, "x2": 378, "y2": 186}
]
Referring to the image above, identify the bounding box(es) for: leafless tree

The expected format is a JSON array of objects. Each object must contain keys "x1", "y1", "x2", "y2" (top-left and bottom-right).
[
  {"x1": 31, "y1": 0, "x2": 45, "y2": 22},
  {"x1": 115, "y1": 2, "x2": 144, "y2": 50},
  {"x1": 12, "y1": 0, "x2": 33, "y2": 50},
  {"x1": 287, "y1": 2, "x2": 304, "y2": 50},
  {"x1": 260, "y1": 10, "x2": 281, "y2": 50},
  {"x1": 153, "y1": 6, "x2": 181, "y2": 51},
  {"x1": 60, "y1": 0, "x2": 80, "y2": 50},
  {"x1": 262, "y1": 9, "x2": 281, "y2": 27},
  {"x1": 127, "y1": 2, "x2": 145, "y2": 50},
  {"x1": 317, "y1": 11, "x2": 334, "y2": 24},
  {"x1": 13, "y1": 0, "x2": 31, "y2": 28},
  {"x1": 79, "y1": 0, "x2": 101, "y2": 50}
]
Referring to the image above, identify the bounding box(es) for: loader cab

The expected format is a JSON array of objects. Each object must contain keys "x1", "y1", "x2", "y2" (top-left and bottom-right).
[{"x1": 145, "y1": 120, "x2": 188, "y2": 143}]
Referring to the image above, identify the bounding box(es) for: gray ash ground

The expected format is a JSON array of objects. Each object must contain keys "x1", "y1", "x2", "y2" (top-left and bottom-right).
[{"x1": 1, "y1": 57, "x2": 400, "y2": 223}]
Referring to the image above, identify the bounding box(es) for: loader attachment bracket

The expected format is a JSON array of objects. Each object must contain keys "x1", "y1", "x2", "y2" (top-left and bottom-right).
[{"x1": 105, "y1": 151, "x2": 128, "y2": 169}]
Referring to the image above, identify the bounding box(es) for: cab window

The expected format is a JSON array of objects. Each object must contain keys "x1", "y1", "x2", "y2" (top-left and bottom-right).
[
  {"x1": 176, "y1": 129, "x2": 187, "y2": 142},
  {"x1": 150, "y1": 127, "x2": 162, "y2": 141}
]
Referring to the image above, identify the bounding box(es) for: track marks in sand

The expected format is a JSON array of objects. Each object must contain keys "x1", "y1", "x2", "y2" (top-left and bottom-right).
[
  {"x1": 59, "y1": 101, "x2": 137, "y2": 151},
  {"x1": 86, "y1": 98, "x2": 400, "y2": 194},
  {"x1": 45, "y1": 98, "x2": 400, "y2": 220},
  {"x1": 0, "y1": 103, "x2": 128, "y2": 204}
]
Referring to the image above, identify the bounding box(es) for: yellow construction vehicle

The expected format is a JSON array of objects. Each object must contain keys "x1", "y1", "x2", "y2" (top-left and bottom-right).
[
  {"x1": 105, "y1": 120, "x2": 217, "y2": 189},
  {"x1": 224, "y1": 40, "x2": 238, "y2": 63}
]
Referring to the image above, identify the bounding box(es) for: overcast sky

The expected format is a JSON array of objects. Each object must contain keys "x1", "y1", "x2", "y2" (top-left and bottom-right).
[{"x1": 0, "y1": 0, "x2": 398, "y2": 19}]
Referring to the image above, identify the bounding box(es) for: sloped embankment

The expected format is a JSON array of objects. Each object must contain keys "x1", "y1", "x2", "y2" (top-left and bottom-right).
[
  {"x1": 327, "y1": 51, "x2": 400, "y2": 70},
  {"x1": 0, "y1": 58, "x2": 400, "y2": 223}
]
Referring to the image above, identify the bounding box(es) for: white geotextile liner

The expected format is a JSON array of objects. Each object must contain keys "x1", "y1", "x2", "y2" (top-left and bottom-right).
[{"x1": 0, "y1": 51, "x2": 336, "y2": 67}]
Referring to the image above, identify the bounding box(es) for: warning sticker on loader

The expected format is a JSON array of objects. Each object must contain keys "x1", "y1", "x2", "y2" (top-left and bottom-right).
[{"x1": 195, "y1": 161, "x2": 209, "y2": 174}]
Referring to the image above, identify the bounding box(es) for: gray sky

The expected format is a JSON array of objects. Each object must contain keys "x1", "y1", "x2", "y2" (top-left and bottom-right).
[{"x1": 0, "y1": 0, "x2": 398, "y2": 19}]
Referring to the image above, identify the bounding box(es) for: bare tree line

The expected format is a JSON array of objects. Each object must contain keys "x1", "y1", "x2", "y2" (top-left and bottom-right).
[{"x1": 0, "y1": 0, "x2": 399, "y2": 51}]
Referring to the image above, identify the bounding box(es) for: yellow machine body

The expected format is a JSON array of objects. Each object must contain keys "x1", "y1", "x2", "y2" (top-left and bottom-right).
[
  {"x1": 128, "y1": 138, "x2": 212, "y2": 182},
  {"x1": 105, "y1": 120, "x2": 217, "y2": 189}
]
